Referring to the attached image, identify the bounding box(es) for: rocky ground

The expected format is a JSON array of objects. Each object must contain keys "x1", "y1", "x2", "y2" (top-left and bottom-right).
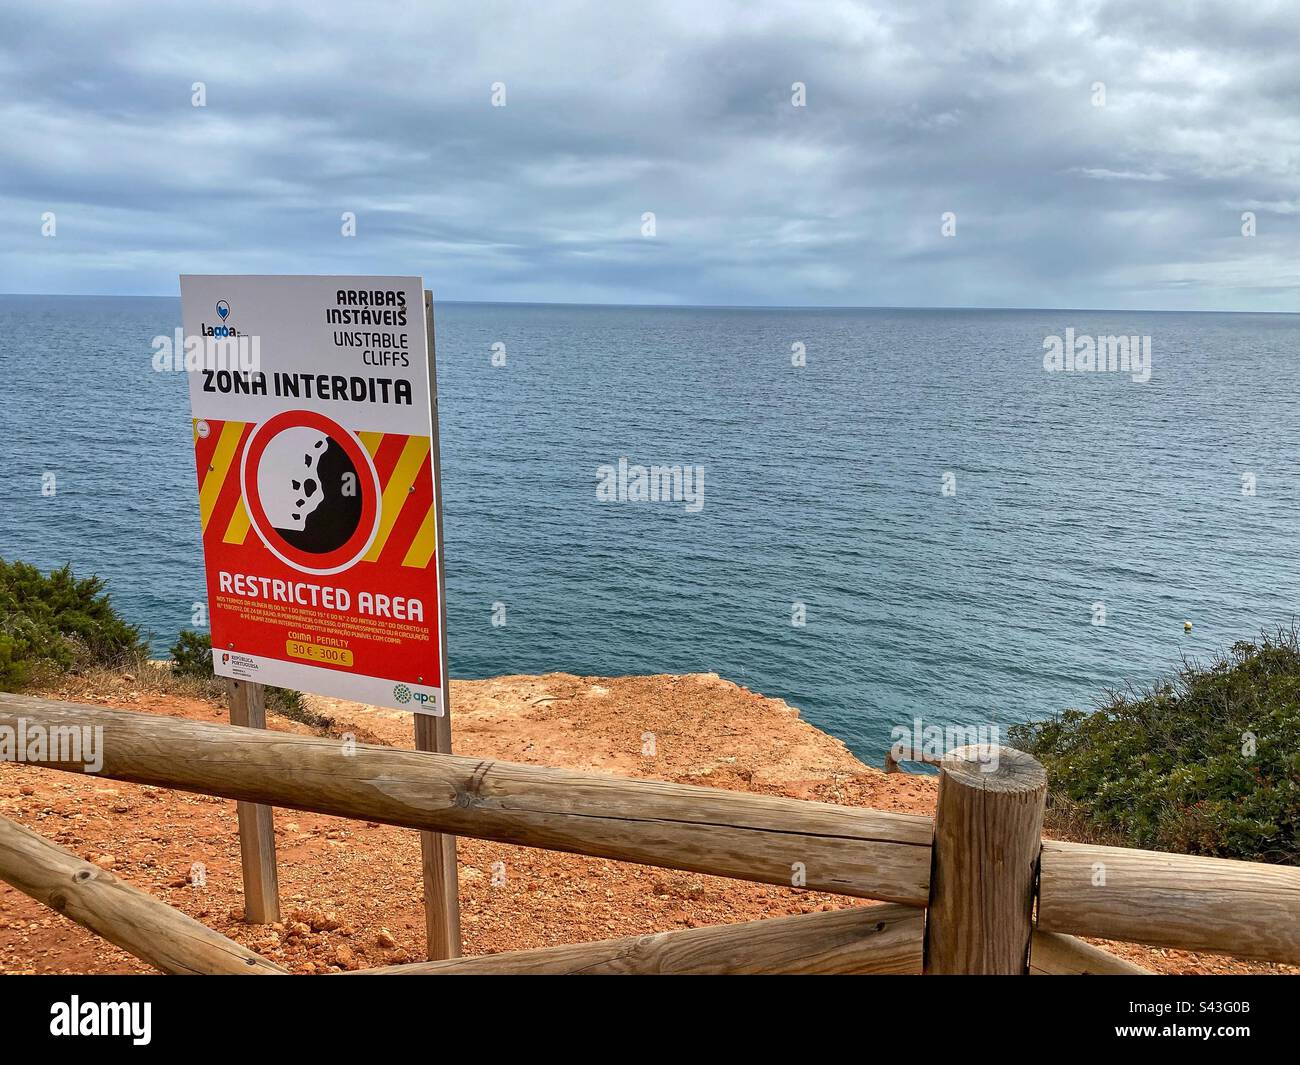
[{"x1": 0, "y1": 671, "x2": 1291, "y2": 975}]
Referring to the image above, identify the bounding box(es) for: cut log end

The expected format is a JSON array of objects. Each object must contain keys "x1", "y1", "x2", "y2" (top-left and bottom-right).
[{"x1": 940, "y1": 744, "x2": 1047, "y2": 794}]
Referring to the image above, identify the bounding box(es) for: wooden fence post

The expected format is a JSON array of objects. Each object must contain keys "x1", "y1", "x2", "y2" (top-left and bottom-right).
[
  {"x1": 414, "y1": 712, "x2": 461, "y2": 958},
  {"x1": 923, "y1": 744, "x2": 1046, "y2": 974},
  {"x1": 226, "y1": 679, "x2": 280, "y2": 924}
]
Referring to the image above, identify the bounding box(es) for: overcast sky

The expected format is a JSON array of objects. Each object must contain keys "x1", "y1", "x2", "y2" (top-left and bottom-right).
[{"x1": 1, "y1": 0, "x2": 1296, "y2": 309}]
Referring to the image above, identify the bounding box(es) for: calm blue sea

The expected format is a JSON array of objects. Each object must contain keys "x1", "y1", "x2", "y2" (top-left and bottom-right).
[{"x1": 2, "y1": 295, "x2": 1298, "y2": 763}]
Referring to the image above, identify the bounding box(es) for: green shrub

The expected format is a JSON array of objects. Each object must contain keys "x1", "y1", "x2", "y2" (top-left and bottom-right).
[
  {"x1": 1010, "y1": 629, "x2": 1300, "y2": 863},
  {"x1": 0, "y1": 558, "x2": 145, "y2": 691},
  {"x1": 169, "y1": 628, "x2": 215, "y2": 678}
]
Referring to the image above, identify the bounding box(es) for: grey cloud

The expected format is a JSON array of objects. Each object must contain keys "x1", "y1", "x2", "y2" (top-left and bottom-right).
[{"x1": 0, "y1": 0, "x2": 1295, "y2": 310}]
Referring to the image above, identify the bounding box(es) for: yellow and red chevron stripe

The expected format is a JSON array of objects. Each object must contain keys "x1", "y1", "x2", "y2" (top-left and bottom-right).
[
  {"x1": 193, "y1": 419, "x2": 438, "y2": 568},
  {"x1": 359, "y1": 430, "x2": 437, "y2": 567},
  {"x1": 194, "y1": 419, "x2": 252, "y2": 544}
]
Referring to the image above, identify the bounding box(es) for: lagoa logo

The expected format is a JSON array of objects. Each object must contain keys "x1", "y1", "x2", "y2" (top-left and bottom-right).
[
  {"x1": 393, "y1": 684, "x2": 434, "y2": 707},
  {"x1": 203, "y1": 299, "x2": 242, "y2": 338}
]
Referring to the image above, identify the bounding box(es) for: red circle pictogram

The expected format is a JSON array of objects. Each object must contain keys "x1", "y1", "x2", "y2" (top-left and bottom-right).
[{"x1": 240, "y1": 410, "x2": 381, "y2": 574}]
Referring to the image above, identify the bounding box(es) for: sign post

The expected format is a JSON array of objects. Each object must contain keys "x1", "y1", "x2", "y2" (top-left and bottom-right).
[
  {"x1": 225, "y1": 677, "x2": 279, "y2": 923},
  {"x1": 414, "y1": 291, "x2": 461, "y2": 959},
  {"x1": 180, "y1": 275, "x2": 460, "y2": 950}
]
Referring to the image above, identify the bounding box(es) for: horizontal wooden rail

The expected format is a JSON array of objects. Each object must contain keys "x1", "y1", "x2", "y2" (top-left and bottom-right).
[
  {"x1": 883, "y1": 746, "x2": 943, "y2": 774},
  {"x1": 348, "y1": 912, "x2": 1140, "y2": 975},
  {"x1": 1039, "y1": 841, "x2": 1300, "y2": 964},
  {"x1": 0, "y1": 812, "x2": 285, "y2": 975},
  {"x1": 0, "y1": 696, "x2": 933, "y2": 906},
  {"x1": 1029, "y1": 931, "x2": 1151, "y2": 975},
  {"x1": 352, "y1": 904, "x2": 925, "y2": 975},
  {"x1": 0, "y1": 796, "x2": 1122, "y2": 977}
]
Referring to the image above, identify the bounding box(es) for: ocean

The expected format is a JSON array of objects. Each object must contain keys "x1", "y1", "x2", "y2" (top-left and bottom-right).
[{"x1": 2, "y1": 295, "x2": 1298, "y2": 764}]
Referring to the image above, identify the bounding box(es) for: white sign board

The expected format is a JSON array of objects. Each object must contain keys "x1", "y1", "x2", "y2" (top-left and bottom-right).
[{"x1": 179, "y1": 275, "x2": 446, "y2": 713}]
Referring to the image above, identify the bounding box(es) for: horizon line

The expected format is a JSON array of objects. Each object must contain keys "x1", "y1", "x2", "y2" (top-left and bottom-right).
[{"x1": 0, "y1": 291, "x2": 1295, "y2": 316}]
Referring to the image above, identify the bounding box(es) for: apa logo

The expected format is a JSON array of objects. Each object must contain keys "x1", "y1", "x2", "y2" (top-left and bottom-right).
[
  {"x1": 393, "y1": 684, "x2": 435, "y2": 708},
  {"x1": 202, "y1": 300, "x2": 242, "y2": 338}
]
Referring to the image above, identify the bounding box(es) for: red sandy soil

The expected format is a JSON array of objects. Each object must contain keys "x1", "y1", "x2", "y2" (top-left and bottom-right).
[{"x1": 0, "y1": 671, "x2": 1292, "y2": 975}]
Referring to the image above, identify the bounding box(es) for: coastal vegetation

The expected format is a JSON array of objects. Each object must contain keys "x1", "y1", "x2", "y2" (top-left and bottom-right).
[
  {"x1": 1011, "y1": 630, "x2": 1300, "y2": 864},
  {"x1": 0, "y1": 558, "x2": 314, "y2": 723},
  {"x1": 0, "y1": 558, "x2": 144, "y2": 690}
]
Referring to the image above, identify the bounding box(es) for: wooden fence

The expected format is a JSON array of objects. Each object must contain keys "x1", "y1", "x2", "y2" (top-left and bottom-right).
[{"x1": 0, "y1": 693, "x2": 1295, "y2": 974}]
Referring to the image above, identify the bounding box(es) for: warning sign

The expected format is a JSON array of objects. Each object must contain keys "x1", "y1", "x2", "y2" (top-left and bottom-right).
[{"x1": 180, "y1": 275, "x2": 445, "y2": 714}]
